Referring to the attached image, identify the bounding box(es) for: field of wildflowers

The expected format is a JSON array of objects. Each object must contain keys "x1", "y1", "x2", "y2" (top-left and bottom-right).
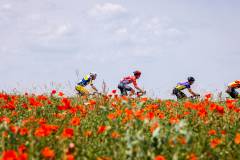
[{"x1": 0, "y1": 91, "x2": 240, "y2": 160}]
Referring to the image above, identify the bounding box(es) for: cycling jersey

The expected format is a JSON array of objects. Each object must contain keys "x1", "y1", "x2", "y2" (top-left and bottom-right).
[
  {"x1": 120, "y1": 76, "x2": 138, "y2": 87},
  {"x1": 228, "y1": 80, "x2": 240, "y2": 89},
  {"x1": 175, "y1": 82, "x2": 191, "y2": 91},
  {"x1": 78, "y1": 75, "x2": 93, "y2": 87}
]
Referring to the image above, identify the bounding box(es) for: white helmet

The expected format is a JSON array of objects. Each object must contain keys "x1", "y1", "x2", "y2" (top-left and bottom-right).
[{"x1": 90, "y1": 72, "x2": 97, "y2": 77}]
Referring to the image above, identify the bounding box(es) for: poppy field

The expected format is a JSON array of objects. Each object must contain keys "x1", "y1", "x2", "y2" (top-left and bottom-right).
[{"x1": 0, "y1": 91, "x2": 240, "y2": 160}]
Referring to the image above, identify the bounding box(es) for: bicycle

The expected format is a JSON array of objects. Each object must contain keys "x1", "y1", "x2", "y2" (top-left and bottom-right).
[
  {"x1": 188, "y1": 95, "x2": 201, "y2": 101},
  {"x1": 76, "y1": 90, "x2": 102, "y2": 97},
  {"x1": 136, "y1": 90, "x2": 147, "y2": 97}
]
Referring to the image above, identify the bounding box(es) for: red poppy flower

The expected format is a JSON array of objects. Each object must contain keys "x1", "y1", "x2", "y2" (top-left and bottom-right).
[
  {"x1": 66, "y1": 154, "x2": 75, "y2": 160},
  {"x1": 155, "y1": 155, "x2": 166, "y2": 160},
  {"x1": 0, "y1": 116, "x2": 10, "y2": 123},
  {"x1": 51, "y1": 90, "x2": 57, "y2": 95},
  {"x1": 34, "y1": 124, "x2": 58, "y2": 137},
  {"x1": 150, "y1": 122, "x2": 159, "y2": 133},
  {"x1": 216, "y1": 105, "x2": 224, "y2": 114},
  {"x1": 18, "y1": 144, "x2": 27, "y2": 154},
  {"x1": 208, "y1": 129, "x2": 217, "y2": 136},
  {"x1": 147, "y1": 112, "x2": 155, "y2": 120},
  {"x1": 111, "y1": 131, "x2": 120, "y2": 139},
  {"x1": 209, "y1": 103, "x2": 217, "y2": 111},
  {"x1": 198, "y1": 108, "x2": 207, "y2": 118},
  {"x1": 19, "y1": 128, "x2": 29, "y2": 136},
  {"x1": 178, "y1": 136, "x2": 187, "y2": 145},
  {"x1": 157, "y1": 111, "x2": 165, "y2": 119},
  {"x1": 70, "y1": 117, "x2": 80, "y2": 126},
  {"x1": 234, "y1": 133, "x2": 240, "y2": 144},
  {"x1": 187, "y1": 153, "x2": 198, "y2": 160},
  {"x1": 2, "y1": 150, "x2": 18, "y2": 160},
  {"x1": 19, "y1": 153, "x2": 28, "y2": 160},
  {"x1": 58, "y1": 98, "x2": 72, "y2": 110},
  {"x1": 140, "y1": 97, "x2": 148, "y2": 102},
  {"x1": 125, "y1": 108, "x2": 133, "y2": 117},
  {"x1": 97, "y1": 125, "x2": 107, "y2": 134},
  {"x1": 221, "y1": 130, "x2": 226, "y2": 135},
  {"x1": 9, "y1": 125, "x2": 18, "y2": 134},
  {"x1": 89, "y1": 99, "x2": 96, "y2": 105},
  {"x1": 205, "y1": 93, "x2": 212, "y2": 99},
  {"x1": 41, "y1": 147, "x2": 55, "y2": 159},
  {"x1": 58, "y1": 92, "x2": 64, "y2": 96},
  {"x1": 107, "y1": 113, "x2": 116, "y2": 120},
  {"x1": 84, "y1": 130, "x2": 92, "y2": 137},
  {"x1": 210, "y1": 138, "x2": 222, "y2": 148},
  {"x1": 62, "y1": 128, "x2": 74, "y2": 138},
  {"x1": 169, "y1": 117, "x2": 179, "y2": 124}
]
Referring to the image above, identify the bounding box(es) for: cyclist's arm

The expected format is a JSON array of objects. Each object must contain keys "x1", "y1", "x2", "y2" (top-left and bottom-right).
[
  {"x1": 90, "y1": 84, "x2": 98, "y2": 92},
  {"x1": 133, "y1": 81, "x2": 144, "y2": 92},
  {"x1": 187, "y1": 88, "x2": 199, "y2": 96},
  {"x1": 89, "y1": 80, "x2": 98, "y2": 92}
]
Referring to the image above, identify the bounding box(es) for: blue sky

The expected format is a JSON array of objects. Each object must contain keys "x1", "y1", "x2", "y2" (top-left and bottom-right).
[{"x1": 0, "y1": 0, "x2": 239, "y2": 98}]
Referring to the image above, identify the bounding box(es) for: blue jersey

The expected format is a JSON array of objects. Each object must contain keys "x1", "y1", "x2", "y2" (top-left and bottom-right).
[
  {"x1": 78, "y1": 75, "x2": 93, "y2": 87},
  {"x1": 175, "y1": 82, "x2": 191, "y2": 91}
]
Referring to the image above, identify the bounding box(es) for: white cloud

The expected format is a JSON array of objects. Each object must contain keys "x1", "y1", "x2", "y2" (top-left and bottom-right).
[
  {"x1": 115, "y1": 28, "x2": 127, "y2": 35},
  {"x1": 54, "y1": 25, "x2": 71, "y2": 36},
  {"x1": 166, "y1": 28, "x2": 184, "y2": 36},
  {"x1": 37, "y1": 24, "x2": 72, "y2": 39},
  {"x1": 1, "y1": 3, "x2": 12, "y2": 10},
  {"x1": 89, "y1": 3, "x2": 126, "y2": 16}
]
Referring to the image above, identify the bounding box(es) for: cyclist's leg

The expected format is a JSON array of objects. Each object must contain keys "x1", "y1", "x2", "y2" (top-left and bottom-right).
[
  {"x1": 118, "y1": 83, "x2": 126, "y2": 96},
  {"x1": 180, "y1": 91, "x2": 187, "y2": 99},
  {"x1": 226, "y1": 87, "x2": 232, "y2": 97},
  {"x1": 76, "y1": 85, "x2": 84, "y2": 95},
  {"x1": 75, "y1": 85, "x2": 89, "y2": 95},
  {"x1": 129, "y1": 89, "x2": 135, "y2": 96},
  {"x1": 231, "y1": 89, "x2": 238, "y2": 99},
  {"x1": 75, "y1": 85, "x2": 81, "y2": 94},
  {"x1": 172, "y1": 88, "x2": 178, "y2": 96},
  {"x1": 122, "y1": 89, "x2": 127, "y2": 96},
  {"x1": 176, "y1": 90, "x2": 186, "y2": 100},
  {"x1": 125, "y1": 85, "x2": 134, "y2": 96},
  {"x1": 173, "y1": 88, "x2": 185, "y2": 100},
  {"x1": 227, "y1": 88, "x2": 238, "y2": 99},
  {"x1": 173, "y1": 88, "x2": 180, "y2": 99}
]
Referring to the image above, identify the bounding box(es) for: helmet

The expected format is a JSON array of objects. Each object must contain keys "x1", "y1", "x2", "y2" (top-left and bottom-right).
[
  {"x1": 133, "y1": 70, "x2": 141, "y2": 76},
  {"x1": 188, "y1": 76, "x2": 195, "y2": 82},
  {"x1": 90, "y1": 72, "x2": 97, "y2": 77},
  {"x1": 235, "y1": 80, "x2": 240, "y2": 84}
]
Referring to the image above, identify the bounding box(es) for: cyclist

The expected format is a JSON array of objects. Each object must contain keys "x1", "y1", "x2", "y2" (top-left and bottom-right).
[
  {"x1": 75, "y1": 72, "x2": 98, "y2": 95},
  {"x1": 226, "y1": 80, "x2": 240, "y2": 99},
  {"x1": 118, "y1": 70, "x2": 145, "y2": 96},
  {"x1": 172, "y1": 77, "x2": 200, "y2": 100}
]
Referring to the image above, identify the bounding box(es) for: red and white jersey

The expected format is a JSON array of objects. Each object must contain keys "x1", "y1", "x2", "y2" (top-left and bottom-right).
[
  {"x1": 228, "y1": 80, "x2": 240, "y2": 89},
  {"x1": 120, "y1": 76, "x2": 138, "y2": 87}
]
